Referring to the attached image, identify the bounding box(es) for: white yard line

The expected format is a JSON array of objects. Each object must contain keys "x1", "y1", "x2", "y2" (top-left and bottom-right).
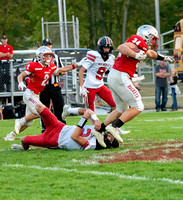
[{"x1": 2, "y1": 163, "x2": 183, "y2": 185}]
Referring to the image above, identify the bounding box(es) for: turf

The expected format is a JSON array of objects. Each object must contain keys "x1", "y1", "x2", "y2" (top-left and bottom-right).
[{"x1": 0, "y1": 111, "x2": 183, "y2": 200}]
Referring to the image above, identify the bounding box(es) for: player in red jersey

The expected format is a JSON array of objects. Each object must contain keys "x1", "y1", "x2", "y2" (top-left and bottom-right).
[
  {"x1": 91, "y1": 25, "x2": 174, "y2": 145},
  {"x1": 5, "y1": 46, "x2": 78, "y2": 141}
]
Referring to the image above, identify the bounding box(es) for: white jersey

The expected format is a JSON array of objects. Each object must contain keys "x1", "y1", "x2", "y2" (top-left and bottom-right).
[
  {"x1": 80, "y1": 50, "x2": 115, "y2": 88},
  {"x1": 57, "y1": 125, "x2": 96, "y2": 150}
]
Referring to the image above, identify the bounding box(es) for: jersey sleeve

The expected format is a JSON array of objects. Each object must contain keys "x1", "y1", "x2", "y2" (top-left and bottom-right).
[
  {"x1": 9, "y1": 45, "x2": 13, "y2": 54},
  {"x1": 25, "y1": 62, "x2": 35, "y2": 74},
  {"x1": 81, "y1": 51, "x2": 97, "y2": 70},
  {"x1": 127, "y1": 35, "x2": 148, "y2": 51}
]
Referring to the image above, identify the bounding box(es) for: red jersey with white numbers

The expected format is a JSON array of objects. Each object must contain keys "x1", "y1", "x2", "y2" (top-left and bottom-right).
[
  {"x1": 113, "y1": 35, "x2": 148, "y2": 77},
  {"x1": 25, "y1": 62, "x2": 57, "y2": 94},
  {"x1": 0, "y1": 44, "x2": 13, "y2": 60}
]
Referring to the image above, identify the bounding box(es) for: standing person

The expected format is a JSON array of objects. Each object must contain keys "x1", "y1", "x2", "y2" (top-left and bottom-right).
[
  {"x1": 11, "y1": 103, "x2": 119, "y2": 150},
  {"x1": 0, "y1": 35, "x2": 13, "y2": 92},
  {"x1": 4, "y1": 46, "x2": 78, "y2": 141},
  {"x1": 40, "y1": 39, "x2": 66, "y2": 132},
  {"x1": 155, "y1": 60, "x2": 170, "y2": 112},
  {"x1": 78, "y1": 36, "x2": 116, "y2": 111},
  {"x1": 92, "y1": 25, "x2": 174, "y2": 144},
  {"x1": 169, "y1": 69, "x2": 180, "y2": 111}
]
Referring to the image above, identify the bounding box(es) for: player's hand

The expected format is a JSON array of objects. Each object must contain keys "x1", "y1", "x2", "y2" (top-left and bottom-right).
[
  {"x1": 18, "y1": 82, "x2": 26, "y2": 91},
  {"x1": 80, "y1": 86, "x2": 89, "y2": 97},
  {"x1": 164, "y1": 56, "x2": 174, "y2": 62},
  {"x1": 94, "y1": 120, "x2": 101, "y2": 131},
  {"x1": 135, "y1": 50, "x2": 147, "y2": 61}
]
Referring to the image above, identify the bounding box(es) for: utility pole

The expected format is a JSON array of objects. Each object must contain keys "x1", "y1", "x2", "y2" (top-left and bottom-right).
[{"x1": 155, "y1": 0, "x2": 161, "y2": 50}]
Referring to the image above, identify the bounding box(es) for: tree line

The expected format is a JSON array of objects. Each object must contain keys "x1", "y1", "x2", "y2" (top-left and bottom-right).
[{"x1": 0, "y1": 0, "x2": 182, "y2": 50}]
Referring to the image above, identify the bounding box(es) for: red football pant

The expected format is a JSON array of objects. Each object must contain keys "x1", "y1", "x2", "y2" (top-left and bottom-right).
[
  {"x1": 24, "y1": 107, "x2": 65, "y2": 147},
  {"x1": 86, "y1": 85, "x2": 116, "y2": 111}
]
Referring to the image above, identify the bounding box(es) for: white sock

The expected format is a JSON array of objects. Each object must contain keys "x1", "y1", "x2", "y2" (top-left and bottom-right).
[
  {"x1": 67, "y1": 107, "x2": 80, "y2": 115},
  {"x1": 20, "y1": 117, "x2": 26, "y2": 124}
]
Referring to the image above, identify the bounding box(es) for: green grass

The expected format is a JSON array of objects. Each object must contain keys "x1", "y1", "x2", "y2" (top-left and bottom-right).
[{"x1": 0, "y1": 112, "x2": 183, "y2": 200}]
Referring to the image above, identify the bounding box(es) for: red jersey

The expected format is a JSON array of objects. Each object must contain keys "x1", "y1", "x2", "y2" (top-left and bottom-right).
[
  {"x1": 0, "y1": 44, "x2": 13, "y2": 60},
  {"x1": 113, "y1": 35, "x2": 148, "y2": 77},
  {"x1": 25, "y1": 62, "x2": 57, "y2": 94}
]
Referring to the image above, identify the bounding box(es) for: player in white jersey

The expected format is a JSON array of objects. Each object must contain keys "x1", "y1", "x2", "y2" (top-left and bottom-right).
[
  {"x1": 11, "y1": 103, "x2": 119, "y2": 150},
  {"x1": 79, "y1": 36, "x2": 116, "y2": 111}
]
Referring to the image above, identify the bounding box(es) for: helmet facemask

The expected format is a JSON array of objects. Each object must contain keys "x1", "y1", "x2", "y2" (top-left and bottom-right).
[
  {"x1": 36, "y1": 46, "x2": 54, "y2": 66},
  {"x1": 136, "y1": 25, "x2": 159, "y2": 50}
]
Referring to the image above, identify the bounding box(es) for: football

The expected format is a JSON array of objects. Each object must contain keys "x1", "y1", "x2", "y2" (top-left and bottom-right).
[{"x1": 131, "y1": 48, "x2": 141, "y2": 53}]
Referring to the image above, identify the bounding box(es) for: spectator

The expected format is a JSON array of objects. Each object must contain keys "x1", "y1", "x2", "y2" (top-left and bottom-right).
[
  {"x1": 169, "y1": 69, "x2": 180, "y2": 111},
  {"x1": 0, "y1": 35, "x2": 13, "y2": 92},
  {"x1": 155, "y1": 60, "x2": 170, "y2": 112}
]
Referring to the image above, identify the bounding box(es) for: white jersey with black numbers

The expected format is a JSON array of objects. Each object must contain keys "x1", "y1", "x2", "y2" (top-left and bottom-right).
[
  {"x1": 57, "y1": 125, "x2": 96, "y2": 150},
  {"x1": 81, "y1": 50, "x2": 115, "y2": 88}
]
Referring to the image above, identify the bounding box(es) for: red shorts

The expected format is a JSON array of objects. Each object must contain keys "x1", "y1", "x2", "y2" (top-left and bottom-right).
[
  {"x1": 24, "y1": 107, "x2": 65, "y2": 147},
  {"x1": 87, "y1": 85, "x2": 116, "y2": 111}
]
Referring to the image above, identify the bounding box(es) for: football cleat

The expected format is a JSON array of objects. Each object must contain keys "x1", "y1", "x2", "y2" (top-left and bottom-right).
[
  {"x1": 91, "y1": 129, "x2": 106, "y2": 148},
  {"x1": 11, "y1": 144, "x2": 24, "y2": 150},
  {"x1": 106, "y1": 125, "x2": 123, "y2": 143},
  {"x1": 4, "y1": 131, "x2": 16, "y2": 141},
  {"x1": 62, "y1": 105, "x2": 70, "y2": 121}
]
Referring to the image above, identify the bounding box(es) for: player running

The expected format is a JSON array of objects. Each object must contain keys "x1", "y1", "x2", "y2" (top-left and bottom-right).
[
  {"x1": 93, "y1": 25, "x2": 174, "y2": 144},
  {"x1": 5, "y1": 46, "x2": 78, "y2": 141},
  {"x1": 78, "y1": 36, "x2": 116, "y2": 111}
]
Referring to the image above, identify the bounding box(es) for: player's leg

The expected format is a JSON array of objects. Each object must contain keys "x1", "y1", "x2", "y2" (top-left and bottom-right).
[
  {"x1": 87, "y1": 88, "x2": 98, "y2": 111},
  {"x1": 62, "y1": 105, "x2": 85, "y2": 121},
  {"x1": 40, "y1": 86, "x2": 51, "y2": 131},
  {"x1": 51, "y1": 88, "x2": 66, "y2": 123},
  {"x1": 97, "y1": 85, "x2": 116, "y2": 110}
]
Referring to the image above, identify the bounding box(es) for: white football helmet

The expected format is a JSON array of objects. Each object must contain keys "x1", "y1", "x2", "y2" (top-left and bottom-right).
[
  {"x1": 136, "y1": 25, "x2": 159, "y2": 50},
  {"x1": 36, "y1": 46, "x2": 54, "y2": 65}
]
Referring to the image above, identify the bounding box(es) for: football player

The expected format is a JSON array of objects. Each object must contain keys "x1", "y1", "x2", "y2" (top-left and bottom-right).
[
  {"x1": 5, "y1": 46, "x2": 78, "y2": 141},
  {"x1": 93, "y1": 25, "x2": 174, "y2": 144},
  {"x1": 78, "y1": 36, "x2": 116, "y2": 111},
  {"x1": 11, "y1": 103, "x2": 119, "y2": 150}
]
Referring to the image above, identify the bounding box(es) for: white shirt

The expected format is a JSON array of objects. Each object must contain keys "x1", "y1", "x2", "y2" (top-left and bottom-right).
[
  {"x1": 80, "y1": 50, "x2": 115, "y2": 88},
  {"x1": 57, "y1": 125, "x2": 96, "y2": 150}
]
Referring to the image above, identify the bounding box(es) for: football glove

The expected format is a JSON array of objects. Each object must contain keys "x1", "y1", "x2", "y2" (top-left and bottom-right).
[
  {"x1": 163, "y1": 56, "x2": 174, "y2": 62},
  {"x1": 80, "y1": 86, "x2": 88, "y2": 97},
  {"x1": 135, "y1": 50, "x2": 147, "y2": 61},
  {"x1": 18, "y1": 82, "x2": 26, "y2": 91}
]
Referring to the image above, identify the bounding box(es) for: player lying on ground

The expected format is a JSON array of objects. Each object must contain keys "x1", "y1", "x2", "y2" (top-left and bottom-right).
[
  {"x1": 11, "y1": 103, "x2": 120, "y2": 150},
  {"x1": 62, "y1": 104, "x2": 130, "y2": 136},
  {"x1": 5, "y1": 46, "x2": 78, "y2": 141}
]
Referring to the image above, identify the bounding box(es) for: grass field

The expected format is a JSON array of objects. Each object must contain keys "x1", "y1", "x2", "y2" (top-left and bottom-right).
[{"x1": 0, "y1": 111, "x2": 183, "y2": 200}]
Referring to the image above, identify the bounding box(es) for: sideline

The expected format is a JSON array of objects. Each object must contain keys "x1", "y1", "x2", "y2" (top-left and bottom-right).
[{"x1": 2, "y1": 163, "x2": 183, "y2": 185}]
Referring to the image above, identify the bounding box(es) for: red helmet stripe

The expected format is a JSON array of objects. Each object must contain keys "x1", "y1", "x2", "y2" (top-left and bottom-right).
[{"x1": 106, "y1": 37, "x2": 110, "y2": 45}]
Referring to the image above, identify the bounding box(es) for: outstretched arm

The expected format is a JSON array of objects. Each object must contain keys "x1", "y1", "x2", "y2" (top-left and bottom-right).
[
  {"x1": 71, "y1": 109, "x2": 101, "y2": 147},
  {"x1": 54, "y1": 63, "x2": 78, "y2": 75}
]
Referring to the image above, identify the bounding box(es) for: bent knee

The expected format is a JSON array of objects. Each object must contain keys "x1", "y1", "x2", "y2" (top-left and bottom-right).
[
  {"x1": 136, "y1": 102, "x2": 144, "y2": 112},
  {"x1": 35, "y1": 103, "x2": 45, "y2": 113}
]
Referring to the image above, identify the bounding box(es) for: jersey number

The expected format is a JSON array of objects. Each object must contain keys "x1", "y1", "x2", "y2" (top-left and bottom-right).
[
  {"x1": 41, "y1": 74, "x2": 50, "y2": 86},
  {"x1": 132, "y1": 38, "x2": 141, "y2": 46},
  {"x1": 96, "y1": 67, "x2": 106, "y2": 80},
  {"x1": 80, "y1": 129, "x2": 91, "y2": 137}
]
